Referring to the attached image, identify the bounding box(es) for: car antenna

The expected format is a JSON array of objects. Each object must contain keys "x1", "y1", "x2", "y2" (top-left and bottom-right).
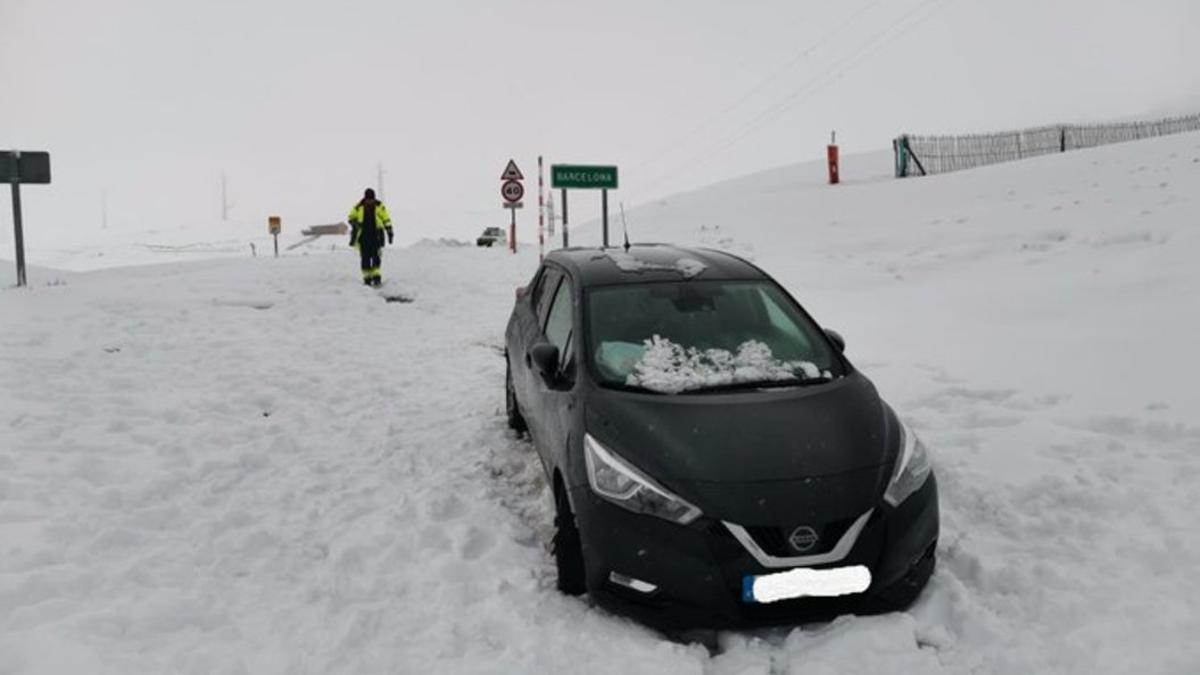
[{"x1": 620, "y1": 202, "x2": 631, "y2": 253}]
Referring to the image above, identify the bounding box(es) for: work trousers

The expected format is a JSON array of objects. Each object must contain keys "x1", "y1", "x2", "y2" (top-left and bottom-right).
[{"x1": 361, "y1": 246, "x2": 382, "y2": 284}]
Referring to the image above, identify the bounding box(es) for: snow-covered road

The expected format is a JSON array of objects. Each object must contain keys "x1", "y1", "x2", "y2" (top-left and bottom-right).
[{"x1": 3, "y1": 133, "x2": 1199, "y2": 674}]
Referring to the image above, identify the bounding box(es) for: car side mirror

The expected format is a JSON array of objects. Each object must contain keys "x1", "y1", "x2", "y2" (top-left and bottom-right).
[
  {"x1": 529, "y1": 342, "x2": 561, "y2": 385},
  {"x1": 824, "y1": 328, "x2": 846, "y2": 353}
]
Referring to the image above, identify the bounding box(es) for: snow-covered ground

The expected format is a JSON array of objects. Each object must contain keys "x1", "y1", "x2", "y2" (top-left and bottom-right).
[
  {"x1": 2, "y1": 133, "x2": 1199, "y2": 673},
  {"x1": 0, "y1": 220, "x2": 351, "y2": 274}
]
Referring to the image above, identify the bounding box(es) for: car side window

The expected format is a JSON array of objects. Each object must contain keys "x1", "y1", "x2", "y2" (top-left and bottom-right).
[
  {"x1": 543, "y1": 277, "x2": 575, "y2": 371},
  {"x1": 534, "y1": 268, "x2": 563, "y2": 326},
  {"x1": 527, "y1": 266, "x2": 545, "y2": 303}
]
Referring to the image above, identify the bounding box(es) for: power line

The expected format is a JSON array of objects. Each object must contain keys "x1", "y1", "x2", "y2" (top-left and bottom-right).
[
  {"x1": 630, "y1": 0, "x2": 956, "y2": 201},
  {"x1": 632, "y1": 0, "x2": 889, "y2": 170}
]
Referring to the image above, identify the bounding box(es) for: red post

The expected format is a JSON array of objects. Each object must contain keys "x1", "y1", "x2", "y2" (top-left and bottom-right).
[
  {"x1": 827, "y1": 131, "x2": 840, "y2": 185},
  {"x1": 508, "y1": 207, "x2": 516, "y2": 254}
]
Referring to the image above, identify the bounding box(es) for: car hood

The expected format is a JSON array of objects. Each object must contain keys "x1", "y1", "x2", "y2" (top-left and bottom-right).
[{"x1": 584, "y1": 372, "x2": 899, "y2": 521}]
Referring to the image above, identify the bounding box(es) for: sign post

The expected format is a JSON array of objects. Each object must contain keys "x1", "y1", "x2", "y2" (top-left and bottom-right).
[
  {"x1": 1, "y1": 150, "x2": 52, "y2": 287},
  {"x1": 602, "y1": 189, "x2": 609, "y2": 247},
  {"x1": 550, "y1": 164, "x2": 618, "y2": 248},
  {"x1": 500, "y1": 159, "x2": 524, "y2": 254},
  {"x1": 11, "y1": 175, "x2": 25, "y2": 287},
  {"x1": 268, "y1": 216, "x2": 282, "y2": 258},
  {"x1": 561, "y1": 189, "x2": 568, "y2": 247}
]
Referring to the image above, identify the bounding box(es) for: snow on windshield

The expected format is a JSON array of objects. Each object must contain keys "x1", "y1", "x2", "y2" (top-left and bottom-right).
[{"x1": 620, "y1": 335, "x2": 826, "y2": 394}]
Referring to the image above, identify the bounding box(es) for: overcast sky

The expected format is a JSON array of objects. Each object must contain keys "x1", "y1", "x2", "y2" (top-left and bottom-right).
[{"x1": 3, "y1": 0, "x2": 1198, "y2": 244}]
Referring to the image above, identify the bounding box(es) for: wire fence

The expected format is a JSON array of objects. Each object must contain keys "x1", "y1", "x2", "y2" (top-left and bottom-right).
[{"x1": 894, "y1": 112, "x2": 1200, "y2": 177}]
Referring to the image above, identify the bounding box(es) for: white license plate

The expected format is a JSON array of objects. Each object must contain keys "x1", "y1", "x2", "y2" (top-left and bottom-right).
[{"x1": 742, "y1": 565, "x2": 871, "y2": 604}]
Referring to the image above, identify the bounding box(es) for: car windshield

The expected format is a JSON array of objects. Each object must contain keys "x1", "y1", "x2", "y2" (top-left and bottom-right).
[{"x1": 586, "y1": 280, "x2": 843, "y2": 394}]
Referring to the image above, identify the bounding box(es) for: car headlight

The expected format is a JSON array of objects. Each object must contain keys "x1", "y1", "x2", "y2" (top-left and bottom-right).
[
  {"x1": 883, "y1": 421, "x2": 933, "y2": 507},
  {"x1": 584, "y1": 434, "x2": 702, "y2": 525}
]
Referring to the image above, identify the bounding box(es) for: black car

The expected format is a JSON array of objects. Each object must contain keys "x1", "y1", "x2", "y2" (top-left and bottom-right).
[
  {"x1": 504, "y1": 244, "x2": 938, "y2": 629},
  {"x1": 477, "y1": 226, "x2": 507, "y2": 247}
]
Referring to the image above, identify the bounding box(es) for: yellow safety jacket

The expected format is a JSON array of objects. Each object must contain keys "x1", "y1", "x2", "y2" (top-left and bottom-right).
[{"x1": 348, "y1": 199, "x2": 393, "y2": 249}]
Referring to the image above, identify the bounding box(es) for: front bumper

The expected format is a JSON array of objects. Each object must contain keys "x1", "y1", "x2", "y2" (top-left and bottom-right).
[{"x1": 569, "y1": 473, "x2": 939, "y2": 630}]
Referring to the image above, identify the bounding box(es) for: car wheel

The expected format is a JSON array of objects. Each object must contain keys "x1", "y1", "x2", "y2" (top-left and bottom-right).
[
  {"x1": 553, "y1": 484, "x2": 587, "y2": 596},
  {"x1": 505, "y1": 358, "x2": 527, "y2": 433}
]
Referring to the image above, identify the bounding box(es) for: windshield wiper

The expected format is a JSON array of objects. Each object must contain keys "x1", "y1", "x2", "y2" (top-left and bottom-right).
[
  {"x1": 603, "y1": 381, "x2": 660, "y2": 394},
  {"x1": 683, "y1": 376, "x2": 834, "y2": 394}
]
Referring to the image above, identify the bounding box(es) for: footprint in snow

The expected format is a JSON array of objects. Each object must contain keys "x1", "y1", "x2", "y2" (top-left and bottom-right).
[
  {"x1": 428, "y1": 493, "x2": 468, "y2": 522},
  {"x1": 459, "y1": 525, "x2": 496, "y2": 561}
]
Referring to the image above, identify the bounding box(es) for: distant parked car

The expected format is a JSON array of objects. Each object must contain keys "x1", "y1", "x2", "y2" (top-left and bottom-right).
[
  {"x1": 504, "y1": 244, "x2": 938, "y2": 629},
  {"x1": 477, "y1": 227, "x2": 507, "y2": 247}
]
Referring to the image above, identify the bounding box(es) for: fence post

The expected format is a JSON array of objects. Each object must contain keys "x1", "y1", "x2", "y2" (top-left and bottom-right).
[{"x1": 906, "y1": 138, "x2": 927, "y2": 177}]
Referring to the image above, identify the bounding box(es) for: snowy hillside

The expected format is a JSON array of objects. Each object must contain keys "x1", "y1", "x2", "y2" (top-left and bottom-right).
[{"x1": 2, "y1": 134, "x2": 1199, "y2": 674}]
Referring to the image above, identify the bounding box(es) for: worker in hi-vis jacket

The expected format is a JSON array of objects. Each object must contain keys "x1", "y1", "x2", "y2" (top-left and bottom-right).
[{"x1": 348, "y1": 188, "x2": 393, "y2": 286}]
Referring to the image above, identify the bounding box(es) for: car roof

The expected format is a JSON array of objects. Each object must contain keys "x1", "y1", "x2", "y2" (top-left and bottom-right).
[{"x1": 544, "y1": 244, "x2": 767, "y2": 287}]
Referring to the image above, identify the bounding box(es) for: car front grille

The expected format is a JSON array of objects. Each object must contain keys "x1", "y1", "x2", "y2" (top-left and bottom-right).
[{"x1": 744, "y1": 516, "x2": 858, "y2": 557}]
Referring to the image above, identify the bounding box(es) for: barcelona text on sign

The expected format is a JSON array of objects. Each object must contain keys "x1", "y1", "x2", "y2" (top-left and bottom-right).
[{"x1": 551, "y1": 164, "x2": 618, "y2": 190}]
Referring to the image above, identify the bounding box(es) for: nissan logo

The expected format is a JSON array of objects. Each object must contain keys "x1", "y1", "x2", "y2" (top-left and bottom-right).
[{"x1": 788, "y1": 526, "x2": 819, "y2": 553}]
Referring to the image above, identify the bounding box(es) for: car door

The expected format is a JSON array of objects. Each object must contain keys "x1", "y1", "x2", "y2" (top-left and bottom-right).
[
  {"x1": 528, "y1": 273, "x2": 578, "y2": 470},
  {"x1": 509, "y1": 265, "x2": 563, "y2": 421}
]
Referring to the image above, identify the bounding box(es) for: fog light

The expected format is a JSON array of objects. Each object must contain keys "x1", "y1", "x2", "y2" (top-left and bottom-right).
[{"x1": 608, "y1": 571, "x2": 658, "y2": 594}]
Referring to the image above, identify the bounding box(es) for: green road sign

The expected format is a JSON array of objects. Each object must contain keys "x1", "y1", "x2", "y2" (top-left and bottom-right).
[{"x1": 551, "y1": 164, "x2": 618, "y2": 190}]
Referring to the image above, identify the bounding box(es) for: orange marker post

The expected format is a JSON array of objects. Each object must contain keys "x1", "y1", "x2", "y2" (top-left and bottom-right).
[{"x1": 827, "y1": 131, "x2": 840, "y2": 185}]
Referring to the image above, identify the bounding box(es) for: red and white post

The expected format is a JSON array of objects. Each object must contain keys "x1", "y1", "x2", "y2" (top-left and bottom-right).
[
  {"x1": 537, "y1": 156, "x2": 545, "y2": 262},
  {"x1": 827, "y1": 130, "x2": 840, "y2": 185}
]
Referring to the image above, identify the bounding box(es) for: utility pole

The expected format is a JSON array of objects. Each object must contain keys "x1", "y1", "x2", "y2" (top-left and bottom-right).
[
  {"x1": 377, "y1": 162, "x2": 385, "y2": 202},
  {"x1": 221, "y1": 172, "x2": 229, "y2": 222}
]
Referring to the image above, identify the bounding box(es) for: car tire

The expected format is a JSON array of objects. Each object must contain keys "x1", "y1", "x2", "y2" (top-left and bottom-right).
[
  {"x1": 505, "y1": 358, "x2": 527, "y2": 433},
  {"x1": 553, "y1": 485, "x2": 587, "y2": 596}
]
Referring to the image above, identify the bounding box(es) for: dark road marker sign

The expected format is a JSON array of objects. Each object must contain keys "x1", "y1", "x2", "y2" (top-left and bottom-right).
[
  {"x1": 0, "y1": 151, "x2": 51, "y2": 185},
  {"x1": 3, "y1": 150, "x2": 52, "y2": 287}
]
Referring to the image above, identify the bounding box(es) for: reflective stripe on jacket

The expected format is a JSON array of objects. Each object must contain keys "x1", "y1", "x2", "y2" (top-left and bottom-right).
[{"x1": 348, "y1": 200, "x2": 392, "y2": 231}]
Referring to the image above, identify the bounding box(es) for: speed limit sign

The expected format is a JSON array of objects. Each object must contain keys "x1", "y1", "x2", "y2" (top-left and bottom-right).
[{"x1": 501, "y1": 179, "x2": 524, "y2": 204}]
